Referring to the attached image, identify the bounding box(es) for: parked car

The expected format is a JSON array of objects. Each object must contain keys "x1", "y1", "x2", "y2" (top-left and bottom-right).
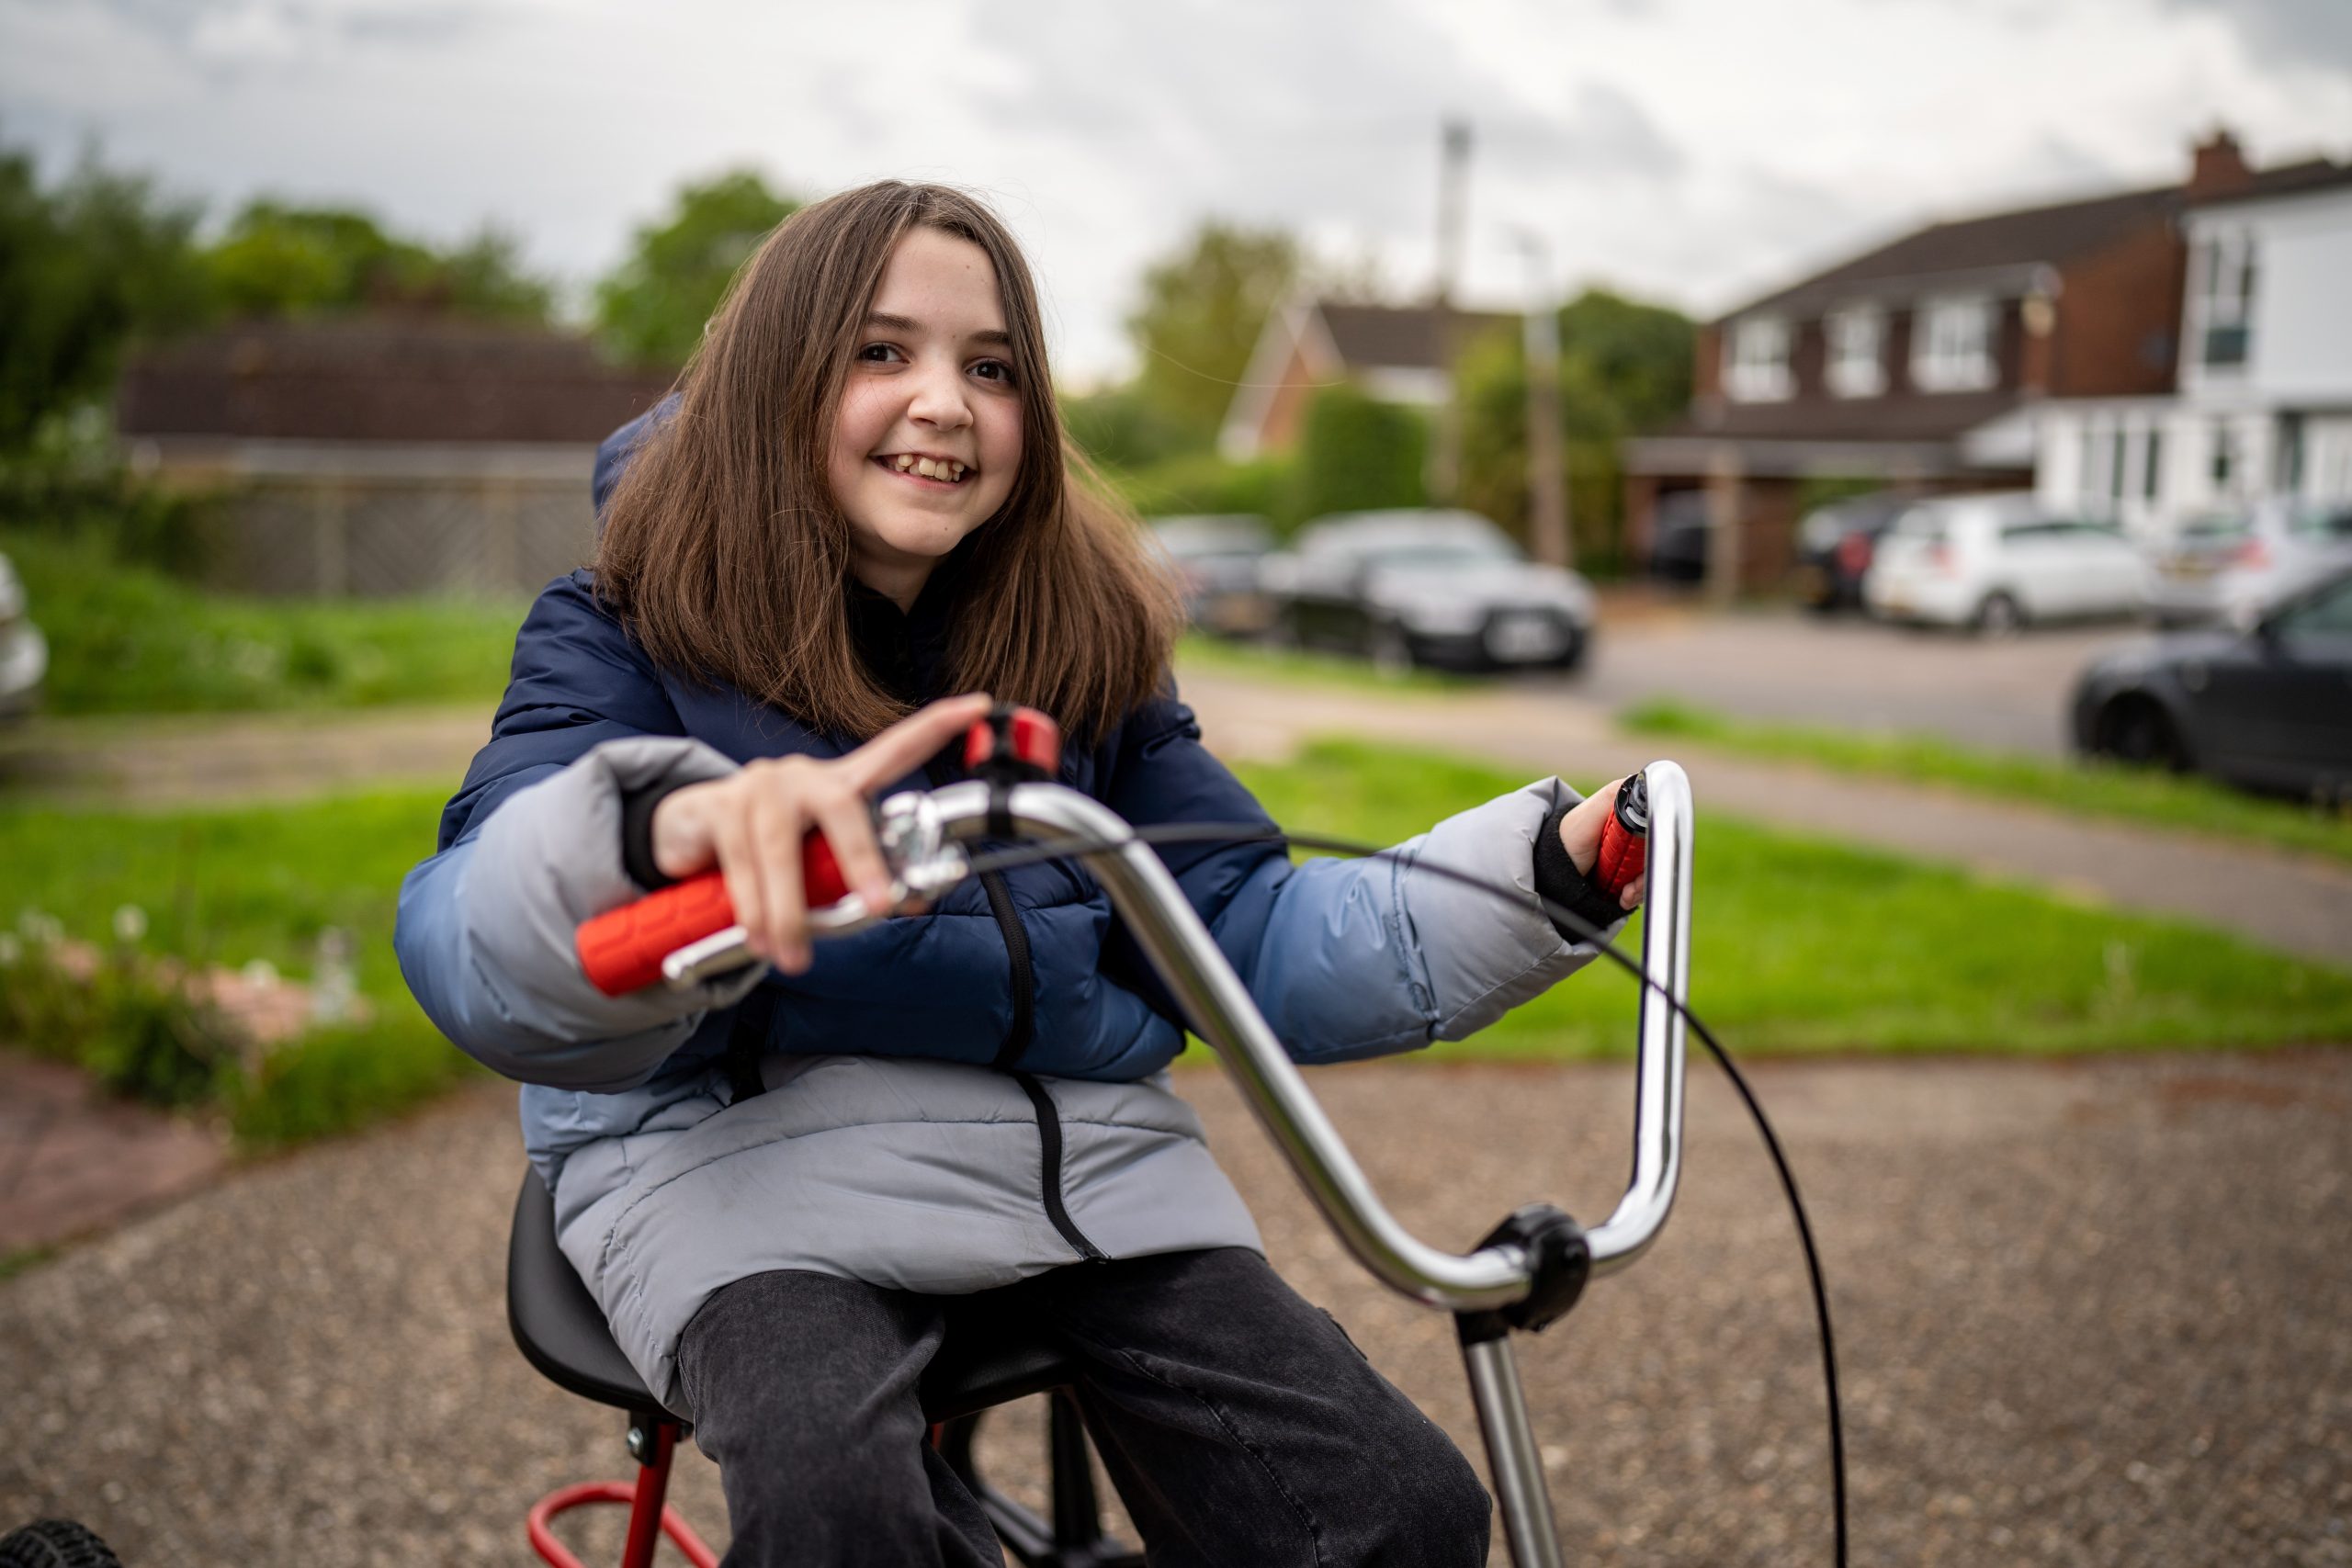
[
  {"x1": 0, "y1": 549, "x2": 46, "y2": 721},
  {"x1": 1261, "y1": 509, "x2": 1596, "y2": 673},
  {"x1": 1792, "y1": 491, "x2": 1915, "y2": 612},
  {"x1": 1863, "y1": 492, "x2": 2144, "y2": 634},
  {"x1": 2140, "y1": 498, "x2": 2352, "y2": 628},
  {"x1": 1148, "y1": 513, "x2": 1277, "y2": 638},
  {"x1": 2073, "y1": 565, "x2": 2352, "y2": 801},
  {"x1": 1644, "y1": 489, "x2": 1711, "y2": 583}
]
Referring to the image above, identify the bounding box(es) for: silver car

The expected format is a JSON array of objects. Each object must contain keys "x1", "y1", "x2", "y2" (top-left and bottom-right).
[
  {"x1": 0, "y1": 550, "x2": 45, "y2": 720},
  {"x1": 2142, "y1": 498, "x2": 2352, "y2": 627},
  {"x1": 1261, "y1": 510, "x2": 1597, "y2": 673}
]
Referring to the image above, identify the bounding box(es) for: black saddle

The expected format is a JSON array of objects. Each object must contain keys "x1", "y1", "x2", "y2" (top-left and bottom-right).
[{"x1": 505, "y1": 1167, "x2": 1083, "y2": 1424}]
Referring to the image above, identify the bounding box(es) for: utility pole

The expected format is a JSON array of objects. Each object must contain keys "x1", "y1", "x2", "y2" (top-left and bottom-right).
[
  {"x1": 1429, "y1": 118, "x2": 1472, "y2": 505},
  {"x1": 1510, "y1": 229, "x2": 1571, "y2": 569}
]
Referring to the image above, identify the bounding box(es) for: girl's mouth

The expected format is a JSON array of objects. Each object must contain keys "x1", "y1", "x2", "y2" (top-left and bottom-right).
[{"x1": 874, "y1": 453, "x2": 970, "y2": 486}]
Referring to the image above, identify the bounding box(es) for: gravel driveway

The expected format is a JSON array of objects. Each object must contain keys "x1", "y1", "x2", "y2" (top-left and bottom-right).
[{"x1": 5, "y1": 1048, "x2": 2346, "y2": 1566}]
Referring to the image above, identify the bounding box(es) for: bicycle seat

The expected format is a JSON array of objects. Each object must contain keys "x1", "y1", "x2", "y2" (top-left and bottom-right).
[{"x1": 506, "y1": 1168, "x2": 1082, "y2": 1424}]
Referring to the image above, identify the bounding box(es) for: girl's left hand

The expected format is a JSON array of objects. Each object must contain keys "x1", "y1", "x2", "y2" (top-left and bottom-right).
[{"x1": 1557, "y1": 779, "x2": 1646, "y2": 911}]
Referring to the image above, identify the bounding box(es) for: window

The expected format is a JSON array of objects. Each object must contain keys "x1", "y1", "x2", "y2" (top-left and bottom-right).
[
  {"x1": 2210, "y1": 421, "x2": 2237, "y2": 493},
  {"x1": 1911, "y1": 296, "x2": 1997, "y2": 391},
  {"x1": 2143, "y1": 430, "x2": 2164, "y2": 502},
  {"x1": 1723, "y1": 315, "x2": 1792, "y2": 401},
  {"x1": 1825, "y1": 306, "x2": 1885, "y2": 398},
  {"x1": 2193, "y1": 231, "x2": 2256, "y2": 370}
]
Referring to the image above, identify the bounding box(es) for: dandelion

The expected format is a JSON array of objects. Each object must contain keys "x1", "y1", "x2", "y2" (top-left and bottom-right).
[
  {"x1": 112, "y1": 904, "x2": 149, "y2": 944},
  {"x1": 241, "y1": 958, "x2": 280, "y2": 989}
]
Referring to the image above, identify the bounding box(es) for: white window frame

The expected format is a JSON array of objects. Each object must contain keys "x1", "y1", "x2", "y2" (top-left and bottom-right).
[
  {"x1": 1911, "y1": 295, "x2": 1997, "y2": 392},
  {"x1": 2188, "y1": 228, "x2": 2256, "y2": 374},
  {"x1": 1723, "y1": 314, "x2": 1792, "y2": 402},
  {"x1": 1824, "y1": 305, "x2": 1885, "y2": 398}
]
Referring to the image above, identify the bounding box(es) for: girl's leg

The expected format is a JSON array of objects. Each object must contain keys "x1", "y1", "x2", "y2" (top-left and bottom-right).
[
  {"x1": 1024, "y1": 1247, "x2": 1491, "y2": 1568},
  {"x1": 675, "y1": 1269, "x2": 1001, "y2": 1568}
]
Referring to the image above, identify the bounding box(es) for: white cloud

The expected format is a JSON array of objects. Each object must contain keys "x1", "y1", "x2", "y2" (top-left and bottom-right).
[{"x1": 0, "y1": 0, "x2": 2346, "y2": 376}]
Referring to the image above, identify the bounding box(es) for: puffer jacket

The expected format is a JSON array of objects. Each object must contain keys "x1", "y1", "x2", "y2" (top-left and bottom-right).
[{"x1": 396, "y1": 474, "x2": 1615, "y2": 1414}]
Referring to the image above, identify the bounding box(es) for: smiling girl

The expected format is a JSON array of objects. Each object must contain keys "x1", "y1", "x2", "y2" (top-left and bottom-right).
[{"x1": 397, "y1": 182, "x2": 1642, "y2": 1566}]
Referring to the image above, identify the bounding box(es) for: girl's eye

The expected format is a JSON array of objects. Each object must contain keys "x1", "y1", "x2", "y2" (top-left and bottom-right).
[
  {"x1": 971, "y1": 358, "x2": 1017, "y2": 386},
  {"x1": 856, "y1": 342, "x2": 903, "y2": 364}
]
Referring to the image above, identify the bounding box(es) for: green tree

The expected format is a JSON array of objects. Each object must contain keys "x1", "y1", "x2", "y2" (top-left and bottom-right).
[
  {"x1": 594, "y1": 169, "x2": 800, "y2": 367},
  {"x1": 203, "y1": 201, "x2": 552, "y2": 323},
  {"x1": 0, "y1": 144, "x2": 209, "y2": 450},
  {"x1": 1125, "y1": 222, "x2": 1301, "y2": 448},
  {"x1": 1284, "y1": 382, "x2": 1427, "y2": 528},
  {"x1": 1454, "y1": 289, "x2": 1694, "y2": 573}
]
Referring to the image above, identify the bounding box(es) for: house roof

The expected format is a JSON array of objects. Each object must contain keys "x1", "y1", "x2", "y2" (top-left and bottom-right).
[
  {"x1": 1314, "y1": 302, "x2": 1517, "y2": 371},
  {"x1": 2185, "y1": 157, "x2": 2352, "y2": 210},
  {"x1": 1730, "y1": 157, "x2": 2349, "y2": 321},
  {"x1": 116, "y1": 316, "x2": 676, "y2": 446}
]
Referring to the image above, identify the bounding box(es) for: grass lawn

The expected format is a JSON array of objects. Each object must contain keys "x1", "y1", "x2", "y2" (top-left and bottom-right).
[
  {"x1": 0, "y1": 784, "x2": 478, "y2": 1145},
  {"x1": 1622, "y1": 698, "x2": 2352, "y2": 868},
  {"x1": 1234, "y1": 739, "x2": 2352, "y2": 1059},
  {"x1": 4, "y1": 529, "x2": 527, "y2": 716},
  {"x1": 1174, "y1": 632, "x2": 1464, "y2": 694},
  {"x1": 4, "y1": 739, "x2": 2346, "y2": 1154}
]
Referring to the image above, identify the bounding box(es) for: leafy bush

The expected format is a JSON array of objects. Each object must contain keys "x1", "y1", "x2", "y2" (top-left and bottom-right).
[
  {"x1": 0, "y1": 923, "x2": 239, "y2": 1109},
  {"x1": 1284, "y1": 383, "x2": 1427, "y2": 525}
]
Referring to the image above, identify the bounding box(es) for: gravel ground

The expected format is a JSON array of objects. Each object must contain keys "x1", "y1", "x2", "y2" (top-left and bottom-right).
[{"x1": 4, "y1": 1049, "x2": 2348, "y2": 1566}]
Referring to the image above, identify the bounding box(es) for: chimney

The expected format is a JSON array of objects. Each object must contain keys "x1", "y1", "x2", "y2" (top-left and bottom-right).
[{"x1": 2188, "y1": 129, "x2": 2251, "y2": 200}]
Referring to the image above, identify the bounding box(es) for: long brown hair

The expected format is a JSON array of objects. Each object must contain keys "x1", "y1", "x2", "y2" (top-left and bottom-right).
[{"x1": 594, "y1": 181, "x2": 1179, "y2": 743}]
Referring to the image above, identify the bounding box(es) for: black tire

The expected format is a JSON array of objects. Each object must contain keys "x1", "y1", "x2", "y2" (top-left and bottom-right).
[
  {"x1": 1973, "y1": 592, "x2": 2024, "y2": 637},
  {"x1": 2098, "y1": 697, "x2": 2189, "y2": 772},
  {"x1": 0, "y1": 1520, "x2": 123, "y2": 1568}
]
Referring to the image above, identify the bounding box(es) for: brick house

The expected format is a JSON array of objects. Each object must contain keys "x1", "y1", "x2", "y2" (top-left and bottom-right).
[
  {"x1": 1218, "y1": 299, "x2": 1513, "y2": 461},
  {"x1": 1620, "y1": 131, "x2": 2344, "y2": 588},
  {"x1": 2036, "y1": 150, "x2": 2352, "y2": 531},
  {"x1": 117, "y1": 316, "x2": 674, "y2": 596}
]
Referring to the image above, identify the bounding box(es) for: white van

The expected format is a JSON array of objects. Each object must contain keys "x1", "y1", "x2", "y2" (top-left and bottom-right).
[{"x1": 1863, "y1": 493, "x2": 2145, "y2": 634}]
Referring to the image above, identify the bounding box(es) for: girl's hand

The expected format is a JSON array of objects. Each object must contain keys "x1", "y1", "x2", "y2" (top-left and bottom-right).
[
  {"x1": 650, "y1": 694, "x2": 993, "y2": 973},
  {"x1": 1557, "y1": 778, "x2": 1647, "y2": 912}
]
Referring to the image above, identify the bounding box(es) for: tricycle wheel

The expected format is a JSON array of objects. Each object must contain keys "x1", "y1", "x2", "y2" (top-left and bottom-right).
[{"x1": 0, "y1": 1520, "x2": 121, "y2": 1568}]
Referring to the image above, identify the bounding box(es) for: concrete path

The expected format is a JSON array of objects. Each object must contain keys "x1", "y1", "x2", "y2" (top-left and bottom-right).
[
  {"x1": 4, "y1": 1049, "x2": 2346, "y2": 1566},
  {"x1": 1178, "y1": 670, "x2": 2352, "y2": 970}
]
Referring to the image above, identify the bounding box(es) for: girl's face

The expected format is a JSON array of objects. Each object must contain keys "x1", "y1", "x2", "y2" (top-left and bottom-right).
[{"x1": 827, "y1": 227, "x2": 1024, "y2": 606}]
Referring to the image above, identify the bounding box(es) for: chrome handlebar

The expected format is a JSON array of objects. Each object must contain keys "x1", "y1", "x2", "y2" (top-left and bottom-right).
[{"x1": 666, "y1": 763, "x2": 1693, "y2": 1313}]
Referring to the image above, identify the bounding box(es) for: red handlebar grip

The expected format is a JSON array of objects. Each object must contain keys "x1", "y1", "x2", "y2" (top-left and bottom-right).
[
  {"x1": 1594, "y1": 778, "x2": 1649, "y2": 901},
  {"x1": 575, "y1": 829, "x2": 853, "y2": 996}
]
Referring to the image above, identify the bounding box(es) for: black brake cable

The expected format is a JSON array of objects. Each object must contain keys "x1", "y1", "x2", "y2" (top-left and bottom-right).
[{"x1": 959, "y1": 819, "x2": 1849, "y2": 1568}]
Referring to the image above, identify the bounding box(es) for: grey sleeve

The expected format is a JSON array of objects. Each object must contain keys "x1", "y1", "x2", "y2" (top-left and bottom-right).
[{"x1": 395, "y1": 736, "x2": 761, "y2": 1092}]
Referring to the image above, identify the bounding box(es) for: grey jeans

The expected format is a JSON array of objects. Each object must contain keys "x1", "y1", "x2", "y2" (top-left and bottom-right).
[{"x1": 675, "y1": 1247, "x2": 1492, "y2": 1567}]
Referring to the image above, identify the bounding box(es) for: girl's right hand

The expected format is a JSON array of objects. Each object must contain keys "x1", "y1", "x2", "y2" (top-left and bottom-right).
[{"x1": 649, "y1": 693, "x2": 993, "y2": 974}]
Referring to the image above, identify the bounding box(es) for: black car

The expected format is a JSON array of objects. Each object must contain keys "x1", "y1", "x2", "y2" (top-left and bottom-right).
[
  {"x1": 1148, "y1": 514, "x2": 1277, "y2": 638},
  {"x1": 1792, "y1": 491, "x2": 1914, "y2": 612},
  {"x1": 1645, "y1": 490, "x2": 1711, "y2": 583},
  {"x1": 2072, "y1": 566, "x2": 2352, "y2": 800},
  {"x1": 1261, "y1": 510, "x2": 1598, "y2": 673}
]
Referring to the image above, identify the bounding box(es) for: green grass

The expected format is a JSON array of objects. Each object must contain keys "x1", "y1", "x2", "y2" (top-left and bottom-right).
[
  {"x1": 4, "y1": 739, "x2": 2346, "y2": 1158},
  {"x1": 1621, "y1": 698, "x2": 2352, "y2": 867},
  {"x1": 0, "y1": 784, "x2": 481, "y2": 1145},
  {"x1": 3, "y1": 529, "x2": 526, "y2": 716},
  {"x1": 1232, "y1": 739, "x2": 2352, "y2": 1058},
  {"x1": 1175, "y1": 632, "x2": 1464, "y2": 694}
]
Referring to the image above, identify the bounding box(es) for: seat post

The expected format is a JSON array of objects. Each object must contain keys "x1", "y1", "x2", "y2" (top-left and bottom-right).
[{"x1": 620, "y1": 1414, "x2": 679, "y2": 1568}]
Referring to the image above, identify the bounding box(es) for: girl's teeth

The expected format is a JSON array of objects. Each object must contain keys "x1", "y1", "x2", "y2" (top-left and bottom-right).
[{"x1": 886, "y1": 455, "x2": 966, "y2": 481}]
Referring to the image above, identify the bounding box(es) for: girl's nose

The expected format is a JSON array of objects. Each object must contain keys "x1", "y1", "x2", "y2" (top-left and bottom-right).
[{"x1": 907, "y1": 359, "x2": 973, "y2": 430}]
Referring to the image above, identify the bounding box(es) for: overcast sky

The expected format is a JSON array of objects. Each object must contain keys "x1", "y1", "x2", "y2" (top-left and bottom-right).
[{"x1": 4, "y1": 0, "x2": 2347, "y2": 382}]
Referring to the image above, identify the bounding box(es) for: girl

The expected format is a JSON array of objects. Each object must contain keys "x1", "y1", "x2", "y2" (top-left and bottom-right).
[{"x1": 396, "y1": 182, "x2": 1643, "y2": 1567}]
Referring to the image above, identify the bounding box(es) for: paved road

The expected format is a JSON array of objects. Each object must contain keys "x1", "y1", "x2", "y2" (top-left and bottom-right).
[
  {"x1": 1553, "y1": 604, "x2": 2143, "y2": 758},
  {"x1": 4, "y1": 1050, "x2": 2346, "y2": 1566}
]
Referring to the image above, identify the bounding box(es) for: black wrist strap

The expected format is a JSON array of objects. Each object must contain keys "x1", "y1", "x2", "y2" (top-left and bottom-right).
[
  {"x1": 619, "y1": 775, "x2": 702, "y2": 892},
  {"x1": 1532, "y1": 802, "x2": 1625, "y2": 941}
]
